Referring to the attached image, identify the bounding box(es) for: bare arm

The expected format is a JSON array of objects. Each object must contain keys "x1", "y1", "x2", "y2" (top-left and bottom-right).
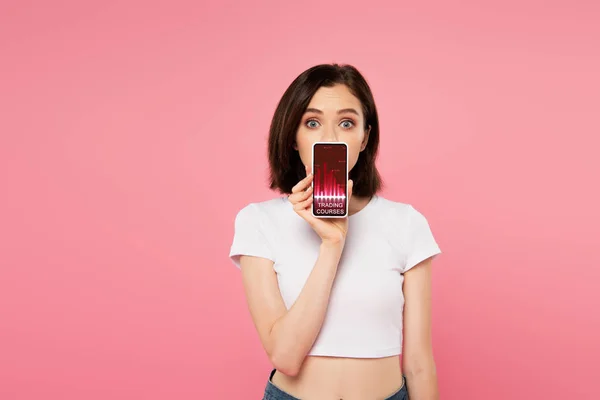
[
  {"x1": 240, "y1": 241, "x2": 343, "y2": 377},
  {"x1": 402, "y1": 257, "x2": 439, "y2": 399}
]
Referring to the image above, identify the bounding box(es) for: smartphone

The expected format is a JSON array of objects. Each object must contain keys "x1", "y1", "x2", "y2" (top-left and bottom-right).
[{"x1": 311, "y1": 142, "x2": 349, "y2": 218}]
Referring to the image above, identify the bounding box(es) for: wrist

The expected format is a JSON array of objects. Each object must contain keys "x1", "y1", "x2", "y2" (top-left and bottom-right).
[{"x1": 320, "y1": 239, "x2": 345, "y2": 253}]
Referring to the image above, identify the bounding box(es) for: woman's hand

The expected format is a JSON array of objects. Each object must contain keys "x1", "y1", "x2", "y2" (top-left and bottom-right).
[{"x1": 288, "y1": 166, "x2": 353, "y2": 245}]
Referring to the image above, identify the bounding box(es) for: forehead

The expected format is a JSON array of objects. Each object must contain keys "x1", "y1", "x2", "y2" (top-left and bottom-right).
[{"x1": 306, "y1": 84, "x2": 362, "y2": 112}]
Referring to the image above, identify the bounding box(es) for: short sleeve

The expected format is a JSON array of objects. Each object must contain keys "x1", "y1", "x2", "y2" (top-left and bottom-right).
[
  {"x1": 228, "y1": 204, "x2": 275, "y2": 269},
  {"x1": 403, "y1": 205, "x2": 442, "y2": 273}
]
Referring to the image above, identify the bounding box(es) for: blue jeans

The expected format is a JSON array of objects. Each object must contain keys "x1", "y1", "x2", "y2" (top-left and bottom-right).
[{"x1": 263, "y1": 369, "x2": 409, "y2": 400}]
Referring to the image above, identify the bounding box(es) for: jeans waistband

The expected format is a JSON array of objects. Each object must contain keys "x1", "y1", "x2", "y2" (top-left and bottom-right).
[{"x1": 263, "y1": 369, "x2": 408, "y2": 400}]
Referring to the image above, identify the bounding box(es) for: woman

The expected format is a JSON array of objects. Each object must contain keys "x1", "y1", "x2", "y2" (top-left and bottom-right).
[{"x1": 229, "y1": 63, "x2": 442, "y2": 400}]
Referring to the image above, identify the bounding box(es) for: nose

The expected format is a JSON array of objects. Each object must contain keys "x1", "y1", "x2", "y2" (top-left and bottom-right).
[{"x1": 322, "y1": 123, "x2": 338, "y2": 142}]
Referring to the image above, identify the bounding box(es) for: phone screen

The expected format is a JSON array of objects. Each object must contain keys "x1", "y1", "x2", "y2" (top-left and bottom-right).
[{"x1": 312, "y1": 142, "x2": 348, "y2": 218}]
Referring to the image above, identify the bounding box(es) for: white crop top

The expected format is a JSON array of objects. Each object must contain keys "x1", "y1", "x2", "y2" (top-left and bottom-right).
[{"x1": 228, "y1": 195, "x2": 441, "y2": 358}]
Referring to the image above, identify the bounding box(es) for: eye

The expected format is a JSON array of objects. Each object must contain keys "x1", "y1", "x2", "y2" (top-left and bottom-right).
[
  {"x1": 306, "y1": 119, "x2": 320, "y2": 129},
  {"x1": 340, "y1": 120, "x2": 355, "y2": 129}
]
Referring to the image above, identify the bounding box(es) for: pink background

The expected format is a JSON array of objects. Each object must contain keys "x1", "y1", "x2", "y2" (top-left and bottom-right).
[{"x1": 1, "y1": 1, "x2": 599, "y2": 399}]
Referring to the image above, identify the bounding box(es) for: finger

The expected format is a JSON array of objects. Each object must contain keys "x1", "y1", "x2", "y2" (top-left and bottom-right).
[
  {"x1": 291, "y1": 172, "x2": 314, "y2": 194},
  {"x1": 347, "y1": 179, "x2": 354, "y2": 203},
  {"x1": 288, "y1": 185, "x2": 313, "y2": 204},
  {"x1": 295, "y1": 200, "x2": 319, "y2": 226},
  {"x1": 293, "y1": 194, "x2": 313, "y2": 212}
]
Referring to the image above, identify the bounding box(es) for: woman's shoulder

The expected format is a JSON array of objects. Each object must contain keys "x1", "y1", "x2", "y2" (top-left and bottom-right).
[
  {"x1": 233, "y1": 195, "x2": 290, "y2": 221},
  {"x1": 373, "y1": 196, "x2": 441, "y2": 257},
  {"x1": 371, "y1": 195, "x2": 436, "y2": 235},
  {"x1": 372, "y1": 195, "x2": 420, "y2": 219}
]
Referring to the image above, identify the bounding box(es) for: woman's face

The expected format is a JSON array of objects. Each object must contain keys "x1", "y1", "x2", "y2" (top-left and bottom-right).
[{"x1": 295, "y1": 84, "x2": 370, "y2": 173}]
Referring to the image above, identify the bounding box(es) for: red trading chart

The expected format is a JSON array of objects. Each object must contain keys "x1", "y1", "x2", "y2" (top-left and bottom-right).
[{"x1": 312, "y1": 143, "x2": 348, "y2": 217}]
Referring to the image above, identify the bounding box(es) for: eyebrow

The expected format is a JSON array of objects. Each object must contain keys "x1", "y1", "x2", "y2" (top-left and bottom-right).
[{"x1": 304, "y1": 107, "x2": 360, "y2": 116}]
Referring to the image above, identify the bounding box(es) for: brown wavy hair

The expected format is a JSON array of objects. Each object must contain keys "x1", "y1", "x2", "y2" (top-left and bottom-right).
[{"x1": 267, "y1": 63, "x2": 383, "y2": 197}]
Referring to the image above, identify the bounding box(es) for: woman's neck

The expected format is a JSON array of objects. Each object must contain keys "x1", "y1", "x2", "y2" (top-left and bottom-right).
[{"x1": 348, "y1": 195, "x2": 372, "y2": 216}]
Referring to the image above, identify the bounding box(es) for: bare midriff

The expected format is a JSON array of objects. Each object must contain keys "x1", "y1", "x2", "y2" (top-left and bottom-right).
[{"x1": 270, "y1": 355, "x2": 404, "y2": 399}]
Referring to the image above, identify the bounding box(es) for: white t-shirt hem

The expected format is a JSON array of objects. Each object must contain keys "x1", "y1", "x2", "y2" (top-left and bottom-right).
[
  {"x1": 229, "y1": 248, "x2": 275, "y2": 269},
  {"x1": 404, "y1": 247, "x2": 442, "y2": 273},
  {"x1": 307, "y1": 346, "x2": 401, "y2": 358}
]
